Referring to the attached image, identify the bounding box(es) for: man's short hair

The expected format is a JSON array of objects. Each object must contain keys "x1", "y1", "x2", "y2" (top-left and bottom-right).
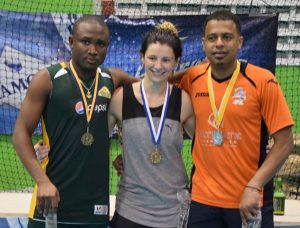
[
  {"x1": 203, "y1": 10, "x2": 242, "y2": 35},
  {"x1": 72, "y1": 15, "x2": 108, "y2": 36}
]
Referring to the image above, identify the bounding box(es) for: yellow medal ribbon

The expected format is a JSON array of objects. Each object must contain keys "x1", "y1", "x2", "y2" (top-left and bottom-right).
[
  {"x1": 207, "y1": 61, "x2": 240, "y2": 128},
  {"x1": 70, "y1": 60, "x2": 99, "y2": 123}
]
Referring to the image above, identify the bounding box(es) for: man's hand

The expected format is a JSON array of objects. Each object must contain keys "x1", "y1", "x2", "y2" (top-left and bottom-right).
[
  {"x1": 34, "y1": 140, "x2": 49, "y2": 163},
  {"x1": 36, "y1": 180, "x2": 60, "y2": 216},
  {"x1": 113, "y1": 154, "x2": 124, "y2": 176},
  {"x1": 239, "y1": 186, "x2": 261, "y2": 226}
]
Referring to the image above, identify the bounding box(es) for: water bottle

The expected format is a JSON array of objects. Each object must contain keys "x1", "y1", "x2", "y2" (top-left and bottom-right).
[
  {"x1": 273, "y1": 177, "x2": 285, "y2": 215},
  {"x1": 177, "y1": 189, "x2": 191, "y2": 228},
  {"x1": 242, "y1": 208, "x2": 262, "y2": 228},
  {"x1": 45, "y1": 208, "x2": 57, "y2": 228}
]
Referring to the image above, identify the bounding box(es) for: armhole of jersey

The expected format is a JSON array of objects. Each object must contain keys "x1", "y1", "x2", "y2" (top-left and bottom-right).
[
  {"x1": 101, "y1": 67, "x2": 115, "y2": 91},
  {"x1": 47, "y1": 62, "x2": 66, "y2": 80},
  {"x1": 46, "y1": 63, "x2": 65, "y2": 99},
  {"x1": 122, "y1": 84, "x2": 131, "y2": 120},
  {"x1": 173, "y1": 86, "x2": 182, "y2": 121}
]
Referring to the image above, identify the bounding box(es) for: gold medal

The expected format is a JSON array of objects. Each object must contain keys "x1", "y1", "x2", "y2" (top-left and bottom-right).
[
  {"x1": 70, "y1": 61, "x2": 99, "y2": 147},
  {"x1": 140, "y1": 80, "x2": 169, "y2": 166},
  {"x1": 149, "y1": 146, "x2": 162, "y2": 164},
  {"x1": 81, "y1": 127, "x2": 94, "y2": 146}
]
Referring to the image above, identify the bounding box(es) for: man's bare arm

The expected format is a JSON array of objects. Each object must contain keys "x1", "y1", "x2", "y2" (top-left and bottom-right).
[
  {"x1": 12, "y1": 69, "x2": 60, "y2": 214},
  {"x1": 169, "y1": 68, "x2": 188, "y2": 85},
  {"x1": 239, "y1": 126, "x2": 293, "y2": 223},
  {"x1": 109, "y1": 68, "x2": 139, "y2": 89}
]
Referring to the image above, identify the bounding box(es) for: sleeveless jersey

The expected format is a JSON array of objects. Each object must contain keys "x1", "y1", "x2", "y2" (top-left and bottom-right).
[
  {"x1": 180, "y1": 61, "x2": 294, "y2": 208},
  {"x1": 115, "y1": 84, "x2": 189, "y2": 227},
  {"x1": 29, "y1": 63, "x2": 114, "y2": 225}
]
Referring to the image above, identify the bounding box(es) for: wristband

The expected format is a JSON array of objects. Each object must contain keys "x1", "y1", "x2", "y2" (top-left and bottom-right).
[{"x1": 245, "y1": 185, "x2": 262, "y2": 192}]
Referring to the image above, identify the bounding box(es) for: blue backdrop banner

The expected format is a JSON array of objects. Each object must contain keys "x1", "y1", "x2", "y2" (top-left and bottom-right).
[{"x1": 0, "y1": 11, "x2": 278, "y2": 134}]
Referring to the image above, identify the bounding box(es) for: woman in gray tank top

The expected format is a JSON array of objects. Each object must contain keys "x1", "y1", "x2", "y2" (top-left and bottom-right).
[{"x1": 108, "y1": 21, "x2": 195, "y2": 228}]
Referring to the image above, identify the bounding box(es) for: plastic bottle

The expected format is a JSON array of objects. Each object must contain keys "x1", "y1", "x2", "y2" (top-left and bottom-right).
[
  {"x1": 273, "y1": 177, "x2": 285, "y2": 215},
  {"x1": 242, "y1": 208, "x2": 262, "y2": 228},
  {"x1": 45, "y1": 208, "x2": 57, "y2": 228},
  {"x1": 177, "y1": 189, "x2": 191, "y2": 228}
]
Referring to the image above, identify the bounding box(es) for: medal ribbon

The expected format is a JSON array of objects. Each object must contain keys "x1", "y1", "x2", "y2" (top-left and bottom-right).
[
  {"x1": 140, "y1": 80, "x2": 170, "y2": 146},
  {"x1": 207, "y1": 60, "x2": 240, "y2": 128},
  {"x1": 70, "y1": 60, "x2": 99, "y2": 124}
]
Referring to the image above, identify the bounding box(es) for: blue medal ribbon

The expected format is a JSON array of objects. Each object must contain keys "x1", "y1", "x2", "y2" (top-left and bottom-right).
[{"x1": 140, "y1": 80, "x2": 170, "y2": 147}]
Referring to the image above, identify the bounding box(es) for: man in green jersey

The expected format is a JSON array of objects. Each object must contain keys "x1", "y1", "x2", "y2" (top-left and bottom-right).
[{"x1": 13, "y1": 15, "x2": 134, "y2": 227}]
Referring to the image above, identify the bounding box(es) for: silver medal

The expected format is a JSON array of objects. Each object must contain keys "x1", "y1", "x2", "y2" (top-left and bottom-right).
[{"x1": 213, "y1": 130, "x2": 223, "y2": 146}]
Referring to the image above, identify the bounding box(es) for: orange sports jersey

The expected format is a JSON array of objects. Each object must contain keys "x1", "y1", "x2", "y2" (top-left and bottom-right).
[{"x1": 180, "y1": 61, "x2": 294, "y2": 208}]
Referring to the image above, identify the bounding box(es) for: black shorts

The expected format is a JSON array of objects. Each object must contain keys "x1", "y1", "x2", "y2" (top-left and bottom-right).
[
  {"x1": 27, "y1": 218, "x2": 108, "y2": 228},
  {"x1": 111, "y1": 212, "x2": 154, "y2": 228},
  {"x1": 187, "y1": 201, "x2": 274, "y2": 228}
]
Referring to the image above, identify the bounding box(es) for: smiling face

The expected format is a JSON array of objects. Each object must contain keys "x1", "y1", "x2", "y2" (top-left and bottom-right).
[
  {"x1": 203, "y1": 19, "x2": 243, "y2": 72},
  {"x1": 69, "y1": 20, "x2": 109, "y2": 76},
  {"x1": 142, "y1": 42, "x2": 177, "y2": 84}
]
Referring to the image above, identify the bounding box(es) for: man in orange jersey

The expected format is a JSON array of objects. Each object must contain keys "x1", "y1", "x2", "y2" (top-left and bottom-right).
[{"x1": 180, "y1": 10, "x2": 294, "y2": 228}]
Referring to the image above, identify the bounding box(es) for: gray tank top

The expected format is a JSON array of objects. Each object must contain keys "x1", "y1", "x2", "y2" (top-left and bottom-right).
[{"x1": 115, "y1": 84, "x2": 189, "y2": 227}]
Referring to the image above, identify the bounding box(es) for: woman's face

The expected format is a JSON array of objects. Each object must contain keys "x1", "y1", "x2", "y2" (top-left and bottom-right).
[{"x1": 142, "y1": 42, "x2": 177, "y2": 84}]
